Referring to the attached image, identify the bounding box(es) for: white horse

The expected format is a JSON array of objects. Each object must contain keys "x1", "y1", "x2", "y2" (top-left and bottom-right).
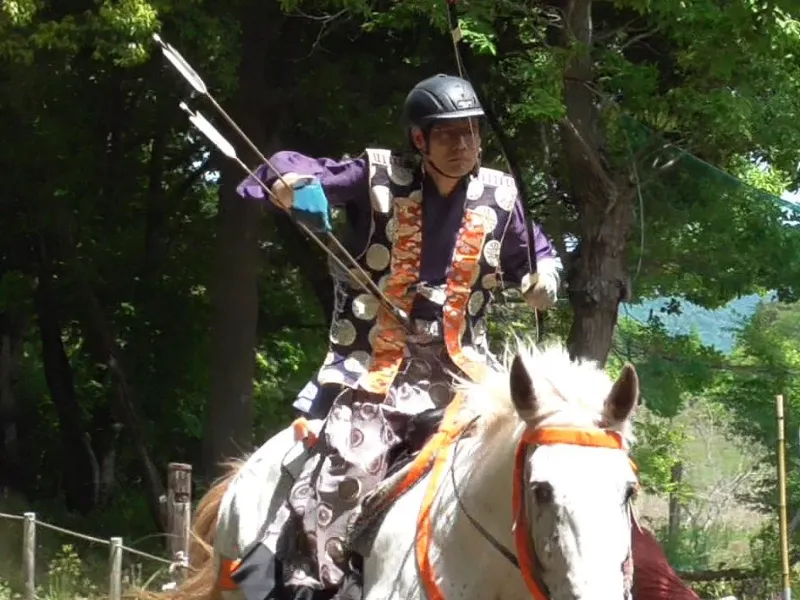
[{"x1": 147, "y1": 341, "x2": 639, "y2": 600}]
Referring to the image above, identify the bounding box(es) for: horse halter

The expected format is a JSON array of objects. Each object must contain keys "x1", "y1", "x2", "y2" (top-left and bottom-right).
[{"x1": 450, "y1": 420, "x2": 638, "y2": 600}]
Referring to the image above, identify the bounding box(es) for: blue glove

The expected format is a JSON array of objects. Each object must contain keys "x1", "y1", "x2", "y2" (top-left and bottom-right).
[{"x1": 290, "y1": 176, "x2": 331, "y2": 233}]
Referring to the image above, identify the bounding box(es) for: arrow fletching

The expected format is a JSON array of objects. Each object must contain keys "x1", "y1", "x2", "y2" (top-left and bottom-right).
[
  {"x1": 179, "y1": 102, "x2": 237, "y2": 159},
  {"x1": 153, "y1": 33, "x2": 208, "y2": 95}
]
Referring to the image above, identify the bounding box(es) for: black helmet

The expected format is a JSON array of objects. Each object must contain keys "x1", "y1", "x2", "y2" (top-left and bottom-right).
[{"x1": 403, "y1": 74, "x2": 485, "y2": 128}]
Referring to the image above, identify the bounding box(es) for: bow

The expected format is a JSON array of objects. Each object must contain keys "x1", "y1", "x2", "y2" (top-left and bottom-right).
[
  {"x1": 443, "y1": 0, "x2": 538, "y2": 280},
  {"x1": 152, "y1": 34, "x2": 412, "y2": 333},
  {"x1": 443, "y1": 1, "x2": 545, "y2": 340}
]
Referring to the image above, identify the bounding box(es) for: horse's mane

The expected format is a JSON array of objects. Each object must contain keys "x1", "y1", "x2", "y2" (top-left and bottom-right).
[{"x1": 454, "y1": 338, "x2": 636, "y2": 450}]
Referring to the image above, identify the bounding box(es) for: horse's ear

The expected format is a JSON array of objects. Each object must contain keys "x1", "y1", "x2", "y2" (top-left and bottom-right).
[
  {"x1": 604, "y1": 363, "x2": 639, "y2": 424},
  {"x1": 510, "y1": 353, "x2": 537, "y2": 417}
]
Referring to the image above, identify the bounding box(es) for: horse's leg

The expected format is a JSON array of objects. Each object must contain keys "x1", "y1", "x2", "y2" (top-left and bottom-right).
[{"x1": 632, "y1": 526, "x2": 700, "y2": 600}]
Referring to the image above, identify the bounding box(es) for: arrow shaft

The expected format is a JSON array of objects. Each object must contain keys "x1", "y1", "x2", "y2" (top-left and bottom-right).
[
  {"x1": 158, "y1": 34, "x2": 412, "y2": 332},
  {"x1": 230, "y1": 156, "x2": 410, "y2": 330}
]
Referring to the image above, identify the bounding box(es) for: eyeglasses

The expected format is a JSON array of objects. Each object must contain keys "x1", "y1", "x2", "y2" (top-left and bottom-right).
[{"x1": 429, "y1": 123, "x2": 481, "y2": 146}]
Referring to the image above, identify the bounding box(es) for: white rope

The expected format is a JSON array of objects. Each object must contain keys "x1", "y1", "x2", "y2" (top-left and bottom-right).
[{"x1": 0, "y1": 511, "x2": 173, "y2": 565}]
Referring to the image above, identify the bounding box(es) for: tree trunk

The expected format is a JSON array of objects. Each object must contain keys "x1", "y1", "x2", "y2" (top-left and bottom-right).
[
  {"x1": 89, "y1": 404, "x2": 121, "y2": 507},
  {"x1": 76, "y1": 287, "x2": 166, "y2": 525},
  {"x1": 668, "y1": 461, "x2": 684, "y2": 546},
  {"x1": 0, "y1": 312, "x2": 25, "y2": 491},
  {"x1": 566, "y1": 194, "x2": 631, "y2": 365},
  {"x1": 205, "y1": 170, "x2": 261, "y2": 476},
  {"x1": 41, "y1": 208, "x2": 167, "y2": 524},
  {"x1": 34, "y1": 256, "x2": 99, "y2": 513},
  {"x1": 204, "y1": 1, "x2": 280, "y2": 477},
  {"x1": 271, "y1": 219, "x2": 335, "y2": 327},
  {"x1": 554, "y1": 0, "x2": 634, "y2": 365}
]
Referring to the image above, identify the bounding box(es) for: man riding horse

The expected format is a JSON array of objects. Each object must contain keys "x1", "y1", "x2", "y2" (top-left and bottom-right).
[
  {"x1": 229, "y1": 74, "x2": 698, "y2": 600},
  {"x1": 233, "y1": 73, "x2": 560, "y2": 598}
]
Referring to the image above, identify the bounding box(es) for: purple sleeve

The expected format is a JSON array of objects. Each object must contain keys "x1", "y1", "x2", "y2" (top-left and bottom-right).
[
  {"x1": 236, "y1": 151, "x2": 369, "y2": 211},
  {"x1": 499, "y1": 200, "x2": 561, "y2": 284}
]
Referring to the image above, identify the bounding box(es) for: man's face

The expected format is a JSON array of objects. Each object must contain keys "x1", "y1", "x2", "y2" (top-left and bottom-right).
[{"x1": 412, "y1": 118, "x2": 481, "y2": 178}]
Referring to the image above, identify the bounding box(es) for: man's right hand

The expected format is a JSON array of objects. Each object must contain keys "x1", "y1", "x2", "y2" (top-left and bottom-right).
[{"x1": 270, "y1": 172, "x2": 305, "y2": 209}]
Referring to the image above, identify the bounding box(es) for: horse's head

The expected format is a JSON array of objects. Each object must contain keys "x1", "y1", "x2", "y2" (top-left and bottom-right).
[{"x1": 507, "y1": 347, "x2": 639, "y2": 600}]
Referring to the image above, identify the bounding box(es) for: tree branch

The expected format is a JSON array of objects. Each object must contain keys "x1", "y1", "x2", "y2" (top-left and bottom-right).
[
  {"x1": 618, "y1": 25, "x2": 664, "y2": 51},
  {"x1": 677, "y1": 567, "x2": 758, "y2": 582},
  {"x1": 560, "y1": 115, "x2": 616, "y2": 192}
]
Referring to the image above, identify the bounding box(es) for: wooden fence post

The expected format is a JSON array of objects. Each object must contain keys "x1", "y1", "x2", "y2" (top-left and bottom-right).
[
  {"x1": 109, "y1": 536, "x2": 122, "y2": 600},
  {"x1": 22, "y1": 512, "x2": 35, "y2": 600},
  {"x1": 167, "y1": 462, "x2": 192, "y2": 575}
]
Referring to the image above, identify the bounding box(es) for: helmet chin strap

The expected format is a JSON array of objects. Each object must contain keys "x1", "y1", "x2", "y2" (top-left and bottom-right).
[
  {"x1": 423, "y1": 154, "x2": 466, "y2": 180},
  {"x1": 420, "y1": 147, "x2": 482, "y2": 180}
]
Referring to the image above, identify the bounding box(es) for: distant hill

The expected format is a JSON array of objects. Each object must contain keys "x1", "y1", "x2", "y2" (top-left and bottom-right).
[{"x1": 621, "y1": 293, "x2": 773, "y2": 354}]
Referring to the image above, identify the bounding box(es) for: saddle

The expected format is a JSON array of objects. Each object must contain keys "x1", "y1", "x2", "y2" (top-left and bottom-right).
[
  {"x1": 386, "y1": 406, "x2": 447, "y2": 476},
  {"x1": 344, "y1": 406, "x2": 454, "y2": 562},
  {"x1": 232, "y1": 407, "x2": 448, "y2": 600}
]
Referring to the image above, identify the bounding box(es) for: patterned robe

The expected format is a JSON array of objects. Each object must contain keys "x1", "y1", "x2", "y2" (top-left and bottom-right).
[{"x1": 235, "y1": 148, "x2": 561, "y2": 593}]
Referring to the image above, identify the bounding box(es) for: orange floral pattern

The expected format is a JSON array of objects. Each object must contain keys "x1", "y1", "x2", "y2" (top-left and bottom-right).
[
  {"x1": 358, "y1": 195, "x2": 422, "y2": 394},
  {"x1": 443, "y1": 209, "x2": 488, "y2": 383}
]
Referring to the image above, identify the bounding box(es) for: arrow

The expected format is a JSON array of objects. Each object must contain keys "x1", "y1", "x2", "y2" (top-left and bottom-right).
[
  {"x1": 179, "y1": 102, "x2": 236, "y2": 159},
  {"x1": 175, "y1": 99, "x2": 410, "y2": 331},
  {"x1": 153, "y1": 34, "x2": 207, "y2": 95},
  {"x1": 153, "y1": 32, "x2": 279, "y2": 181},
  {"x1": 156, "y1": 33, "x2": 411, "y2": 330}
]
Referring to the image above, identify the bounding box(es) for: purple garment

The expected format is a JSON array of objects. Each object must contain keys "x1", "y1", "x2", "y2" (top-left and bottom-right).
[{"x1": 237, "y1": 150, "x2": 559, "y2": 289}]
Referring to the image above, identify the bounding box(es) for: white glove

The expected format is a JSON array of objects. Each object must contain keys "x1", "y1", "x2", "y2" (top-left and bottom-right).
[{"x1": 521, "y1": 263, "x2": 560, "y2": 310}]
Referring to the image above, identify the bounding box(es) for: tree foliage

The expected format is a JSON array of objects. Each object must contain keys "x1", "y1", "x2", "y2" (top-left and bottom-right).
[{"x1": 0, "y1": 0, "x2": 799, "y2": 553}]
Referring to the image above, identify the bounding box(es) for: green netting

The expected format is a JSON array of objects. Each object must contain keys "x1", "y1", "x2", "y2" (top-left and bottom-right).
[
  {"x1": 620, "y1": 114, "x2": 800, "y2": 219},
  {"x1": 609, "y1": 115, "x2": 800, "y2": 307}
]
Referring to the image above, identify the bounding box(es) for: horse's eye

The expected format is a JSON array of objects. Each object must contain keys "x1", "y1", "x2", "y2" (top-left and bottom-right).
[
  {"x1": 533, "y1": 482, "x2": 554, "y2": 504},
  {"x1": 624, "y1": 483, "x2": 637, "y2": 503}
]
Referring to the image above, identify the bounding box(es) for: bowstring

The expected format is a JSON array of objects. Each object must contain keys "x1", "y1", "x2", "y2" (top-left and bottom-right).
[{"x1": 445, "y1": 2, "x2": 539, "y2": 341}]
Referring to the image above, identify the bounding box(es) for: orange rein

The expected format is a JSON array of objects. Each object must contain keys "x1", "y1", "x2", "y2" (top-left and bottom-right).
[
  {"x1": 416, "y1": 424, "x2": 636, "y2": 600},
  {"x1": 512, "y1": 427, "x2": 632, "y2": 599}
]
